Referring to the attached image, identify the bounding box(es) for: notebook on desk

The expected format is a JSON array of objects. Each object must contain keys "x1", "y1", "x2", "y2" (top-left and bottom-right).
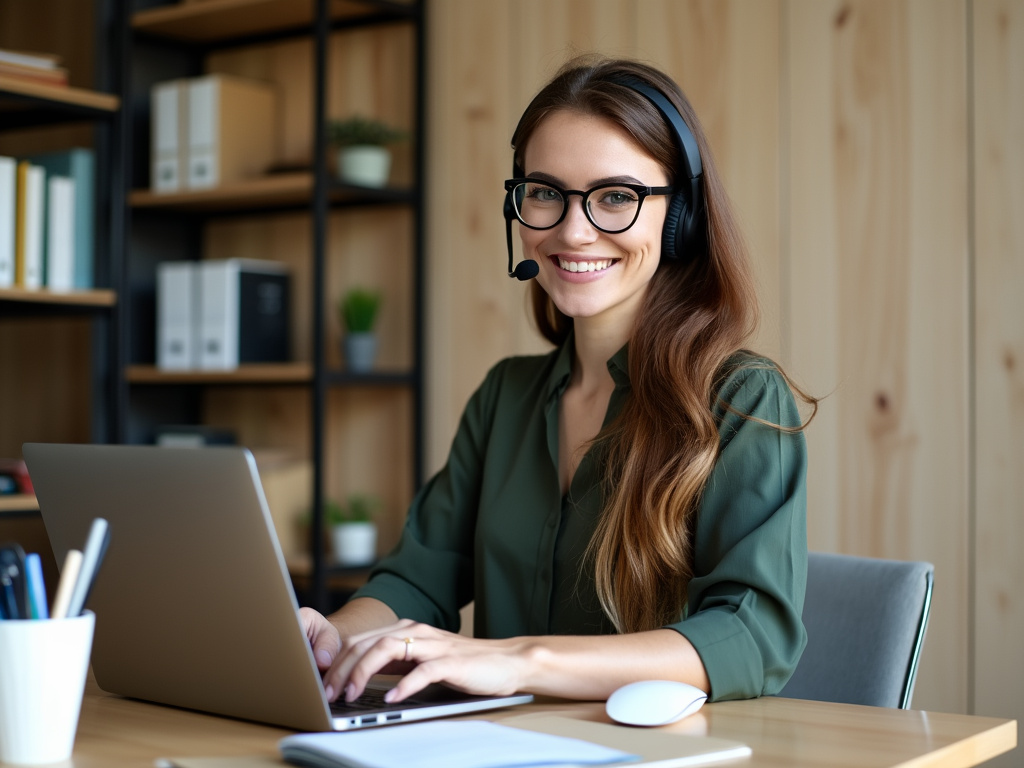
[{"x1": 23, "y1": 443, "x2": 533, "y2": 732}]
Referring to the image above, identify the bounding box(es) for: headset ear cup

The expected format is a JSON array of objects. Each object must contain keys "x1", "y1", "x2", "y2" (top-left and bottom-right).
[{"x1": 661, "y1": 193, "x2": 688, "y2": 261}]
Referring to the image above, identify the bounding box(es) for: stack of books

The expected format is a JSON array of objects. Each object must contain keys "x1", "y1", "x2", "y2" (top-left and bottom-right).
[
  {"x1": 0, "y1": 48, "x2": 68, "y2": 88},
  {"x1": 0, "y1": 149, "x2": 95, "y2": 291}
]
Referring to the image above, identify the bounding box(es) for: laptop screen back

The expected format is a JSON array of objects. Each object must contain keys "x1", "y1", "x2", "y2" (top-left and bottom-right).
[{"x1": 24, "y1": 443, "x2": 335, "y2": 731}]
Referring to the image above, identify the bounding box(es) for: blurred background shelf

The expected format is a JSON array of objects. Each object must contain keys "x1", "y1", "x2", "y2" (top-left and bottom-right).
[
  {"x1": 0, "y1": 495, "x2": 38, "y2": 514},
  {"x1": 132, "y1": 0, "x2": 418, "y2": 44},
  {"x1": 0, "y1": 76, "x2": 118, "y2": 129},
  {"x1": 0, "y1": 288, "x2": 116, "y2": 308}
]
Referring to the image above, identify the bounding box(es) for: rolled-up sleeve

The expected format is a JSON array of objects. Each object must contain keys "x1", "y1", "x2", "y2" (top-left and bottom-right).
[{"x1": 665, "y1": 363, "x2": 809, "y2": 701}]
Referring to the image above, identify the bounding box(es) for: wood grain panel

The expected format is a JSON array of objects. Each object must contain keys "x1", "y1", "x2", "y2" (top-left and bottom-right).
[
  {"x1": 638, "y1": 0, "x2": 782, "y2": 362},
  {"x1": 786, "y1": 0, "x2": 969, "y2": 714},
  {"x1": 0, "y1": 318, "x2": 93, "y2": 457},
  {"x1": 425, "y1": 0, "x2": 518, "y2": 473},
  {"x1": 207, "y1": 25, "x2": 415, "y2": 174},
  {"x1": 324, "y1": 388, "x2": 413, "y2": 555},
  {"x1": 324, "y1": 208, "x2": 414, "y2": 371},
  {"x1": 326, "y1": 24, "x2": 416, "y2": 187},
  {"x1": 202, "y1": 386, "x2": 311, "y2": 461},
  {"x1": 207, "y1": 37, "x2": 311, "y2": 168},
  {"x1": 972, "y1": 0, "x2": 1024, "y2": 742}
]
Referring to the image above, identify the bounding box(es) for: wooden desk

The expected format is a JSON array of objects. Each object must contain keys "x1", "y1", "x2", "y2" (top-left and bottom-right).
[{"x1": 72, "y1": 682, "x2": 1015, "y2": 768}]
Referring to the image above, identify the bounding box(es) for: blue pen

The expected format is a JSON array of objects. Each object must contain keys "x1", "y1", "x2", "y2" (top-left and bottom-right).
[
  {"x1": 25, "y1": 553, "x2": 48, "y2": 620},
  {"x1": 0, "y1": 567, "x2": 18, "y2": 619}
]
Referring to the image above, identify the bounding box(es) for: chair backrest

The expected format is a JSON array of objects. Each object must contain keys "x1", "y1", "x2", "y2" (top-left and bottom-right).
[{"x1": 779, "y1": 552, "x2": 934, "y2": 709}]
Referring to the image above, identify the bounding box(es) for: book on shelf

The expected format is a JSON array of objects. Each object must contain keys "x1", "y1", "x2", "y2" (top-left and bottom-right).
[
  {"x1": 157, "y1": 258, "x2": 290, "y2": 371},
  {"x1": 0, "y1": 48, "x2": 61, "y2": 70},
  {"x1": 14, "y1": 161, "x2": 44, "y2": 290},
  {"x1": 0, "y1": 157, "x2": 14, "y2": 287},
  {"x1": 45, "y1": 176, "x2": 75, "y2": 291},
  {"x1": 0, "y1": 61, "x2": 68, "y2": 87},
  {"x1": 0, "y1": 48, "x2": 67, "y2": 87},
  {"x1": 151, "y1": 74, "x2": 277, "y2": 193},
  {"x1": 27, "y1": 148, "x2": 95, "y2": 289}
]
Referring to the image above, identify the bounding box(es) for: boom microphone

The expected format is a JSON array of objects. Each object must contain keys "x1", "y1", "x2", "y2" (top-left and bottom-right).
[
  {"x1": 505, "y1": 205, "x2": 538, "y2": 280},
  {"x1": 510, "y1": 259, "x2": 539, "y2": 281}
]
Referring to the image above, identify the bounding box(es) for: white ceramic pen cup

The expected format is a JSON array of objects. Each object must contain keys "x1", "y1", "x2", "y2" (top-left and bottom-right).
[{"x1": 0, "y1": 611, "x2": 94, "y2": 765}]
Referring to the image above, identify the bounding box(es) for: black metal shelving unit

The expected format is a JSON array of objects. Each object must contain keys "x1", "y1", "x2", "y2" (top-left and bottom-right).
[{"x1": 118, "y1": 0, "x2": 426, "y2": 612}]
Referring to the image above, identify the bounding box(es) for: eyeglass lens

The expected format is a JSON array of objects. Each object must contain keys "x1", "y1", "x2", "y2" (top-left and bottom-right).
[{"x1": 511, "y1": 182, "x2": 643, "y2": 233}]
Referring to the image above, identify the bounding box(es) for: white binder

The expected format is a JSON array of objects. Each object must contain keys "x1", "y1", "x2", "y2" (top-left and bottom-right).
[
  {"x1": 151, "y1": 79, "x2": 187, "y2": 193},
  {"x1": 197, "y1": 259, "x2": 238, "y2": 369},
  {"x1": 21, "y1": 164, "x2": 44, "y2": 290},
  {"x1": 157, "y1": 261, "x2": 198, "y2": 370},
  {"x1": 197, "y1": 258, "x2": 289, "y2": 371},
  {"x1": 186, "y1": 74, "x2": 276, "y2": 190}
]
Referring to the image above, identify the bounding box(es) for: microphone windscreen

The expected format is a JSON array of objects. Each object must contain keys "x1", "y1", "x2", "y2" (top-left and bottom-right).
[{"x1": 513, "y1": 260, "x2": 539, "y2": 281}]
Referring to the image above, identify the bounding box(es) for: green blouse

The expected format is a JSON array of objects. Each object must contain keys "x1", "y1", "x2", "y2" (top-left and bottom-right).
[{"x1": 352, "y1": 338, "x2": 808, "y2": 701}]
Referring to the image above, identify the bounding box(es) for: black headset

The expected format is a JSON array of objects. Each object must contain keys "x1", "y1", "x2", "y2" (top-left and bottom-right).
[{"x1": 504, "y1": 75, "x2": 706, "y2": 280}]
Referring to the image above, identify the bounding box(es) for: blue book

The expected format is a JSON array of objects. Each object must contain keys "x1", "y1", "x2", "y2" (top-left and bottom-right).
[{"x1": 25, "y1": 148, "x2": 95, "y2": 289}]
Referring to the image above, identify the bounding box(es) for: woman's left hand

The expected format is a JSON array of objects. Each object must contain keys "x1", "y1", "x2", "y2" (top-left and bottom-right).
[{"x1": 323, "y1": 618, "x2": 529, "y2": 704}]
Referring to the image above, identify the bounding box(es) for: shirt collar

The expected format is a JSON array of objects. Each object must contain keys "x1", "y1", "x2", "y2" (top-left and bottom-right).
[
  {"x1": 545, "y1": 330, "x2": 632, "y2": 403},
  {"x1": 607, "y1": 343, "x2": 630, "y2": 389}
]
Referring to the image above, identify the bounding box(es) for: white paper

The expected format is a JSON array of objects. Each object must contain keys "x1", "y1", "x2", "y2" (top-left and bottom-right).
[{"x1": 279, "y1": 720, "x2": 639, "y2": 768}]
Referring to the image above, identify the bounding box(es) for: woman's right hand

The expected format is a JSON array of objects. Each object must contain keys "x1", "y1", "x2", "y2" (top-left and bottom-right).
[{"x1": 300, "y1": 606, "x2": 343, "y2": 671}]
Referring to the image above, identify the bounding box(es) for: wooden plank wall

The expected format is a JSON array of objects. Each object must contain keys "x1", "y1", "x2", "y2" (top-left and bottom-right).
[
  {"x1": 973, "y1": 0, "x2": 1024, "y2": 757},
  {"x1": 427, "y1": 0, "x2": 1024, "y2": 728},
  {"x1": 787, "y1": 0, "x2": 970, "y2": 715}
]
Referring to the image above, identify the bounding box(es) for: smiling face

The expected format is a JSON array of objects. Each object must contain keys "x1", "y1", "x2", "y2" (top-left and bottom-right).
[{"x1": 518, "y1": 109, "x2": 670, "y2": 335}]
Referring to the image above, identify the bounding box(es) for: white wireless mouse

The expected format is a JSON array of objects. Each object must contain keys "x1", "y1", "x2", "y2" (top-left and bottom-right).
[{"x1": 605, "y1": 680, "x2": 708, "y2": 726}]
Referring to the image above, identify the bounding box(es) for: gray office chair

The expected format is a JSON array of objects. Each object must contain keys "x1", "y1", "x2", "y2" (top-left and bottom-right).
[{"x1": 779, "y1": 552, "x2": 934, "y2": 709}]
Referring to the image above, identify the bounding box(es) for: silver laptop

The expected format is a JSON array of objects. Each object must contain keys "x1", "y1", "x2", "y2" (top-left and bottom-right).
[{"x1": 23, "y1": 443, "x2": 532, "y2": 731}]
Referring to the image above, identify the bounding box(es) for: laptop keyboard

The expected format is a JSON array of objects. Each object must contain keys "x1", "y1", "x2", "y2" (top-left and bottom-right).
[{"x1": 330, "y1": 686, "x2": 391, "y2": 713}]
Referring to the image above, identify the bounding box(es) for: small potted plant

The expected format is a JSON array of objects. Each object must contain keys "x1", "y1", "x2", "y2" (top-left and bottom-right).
[
  {"x1": 339, "y1": 287, "x2": 382, "y2": 372},
  {"x1": 327, "y1": 115, "x2": 407, "y2": 188},
  {"x1": 325, "y1": 494, "x2": 380, "y2": 566}
]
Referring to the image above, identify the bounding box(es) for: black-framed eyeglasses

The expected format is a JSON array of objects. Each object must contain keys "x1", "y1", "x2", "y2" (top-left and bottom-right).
[{"x1": 504, "y1": 178, "x2": 675, "y2": 234}]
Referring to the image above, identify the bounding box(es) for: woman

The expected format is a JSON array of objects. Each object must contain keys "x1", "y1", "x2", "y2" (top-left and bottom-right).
[{"x1": 302, "y1": 55, "x2": 814, "y2": 706}]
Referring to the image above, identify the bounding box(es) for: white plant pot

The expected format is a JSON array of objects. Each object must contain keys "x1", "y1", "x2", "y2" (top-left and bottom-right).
[
  {"x1": 343, "y1": 332, "x2": 378, "y2": 372},
  {"x1": 331, "y1": 522, "x2": 377, "y2": 566},
  {"x1": 337, "y1": 145, "x2": 391, "y2": 188}
]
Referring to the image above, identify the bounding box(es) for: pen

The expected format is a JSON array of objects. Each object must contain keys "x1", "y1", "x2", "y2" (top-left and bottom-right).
[
  {"x1": 0, "y1": 544, "x2": 27, "y2": 620},
  {"x1": 25, "y1": 552, "x2": 49, "y2": 620},
  {"x1": 0, "y1": 569, "x2": 16, "y2": 619},
  {"x1": 51, "y1": 549, "x2": 83, "y2": 620},
  {"x1": 66, "y1": 517, "x2": 110, "y2": 618}
]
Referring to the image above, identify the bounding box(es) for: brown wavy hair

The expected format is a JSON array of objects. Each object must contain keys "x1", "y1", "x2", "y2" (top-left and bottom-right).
[{"x1": 513, "y1": 55, "x2": 813, "y2": 634}]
